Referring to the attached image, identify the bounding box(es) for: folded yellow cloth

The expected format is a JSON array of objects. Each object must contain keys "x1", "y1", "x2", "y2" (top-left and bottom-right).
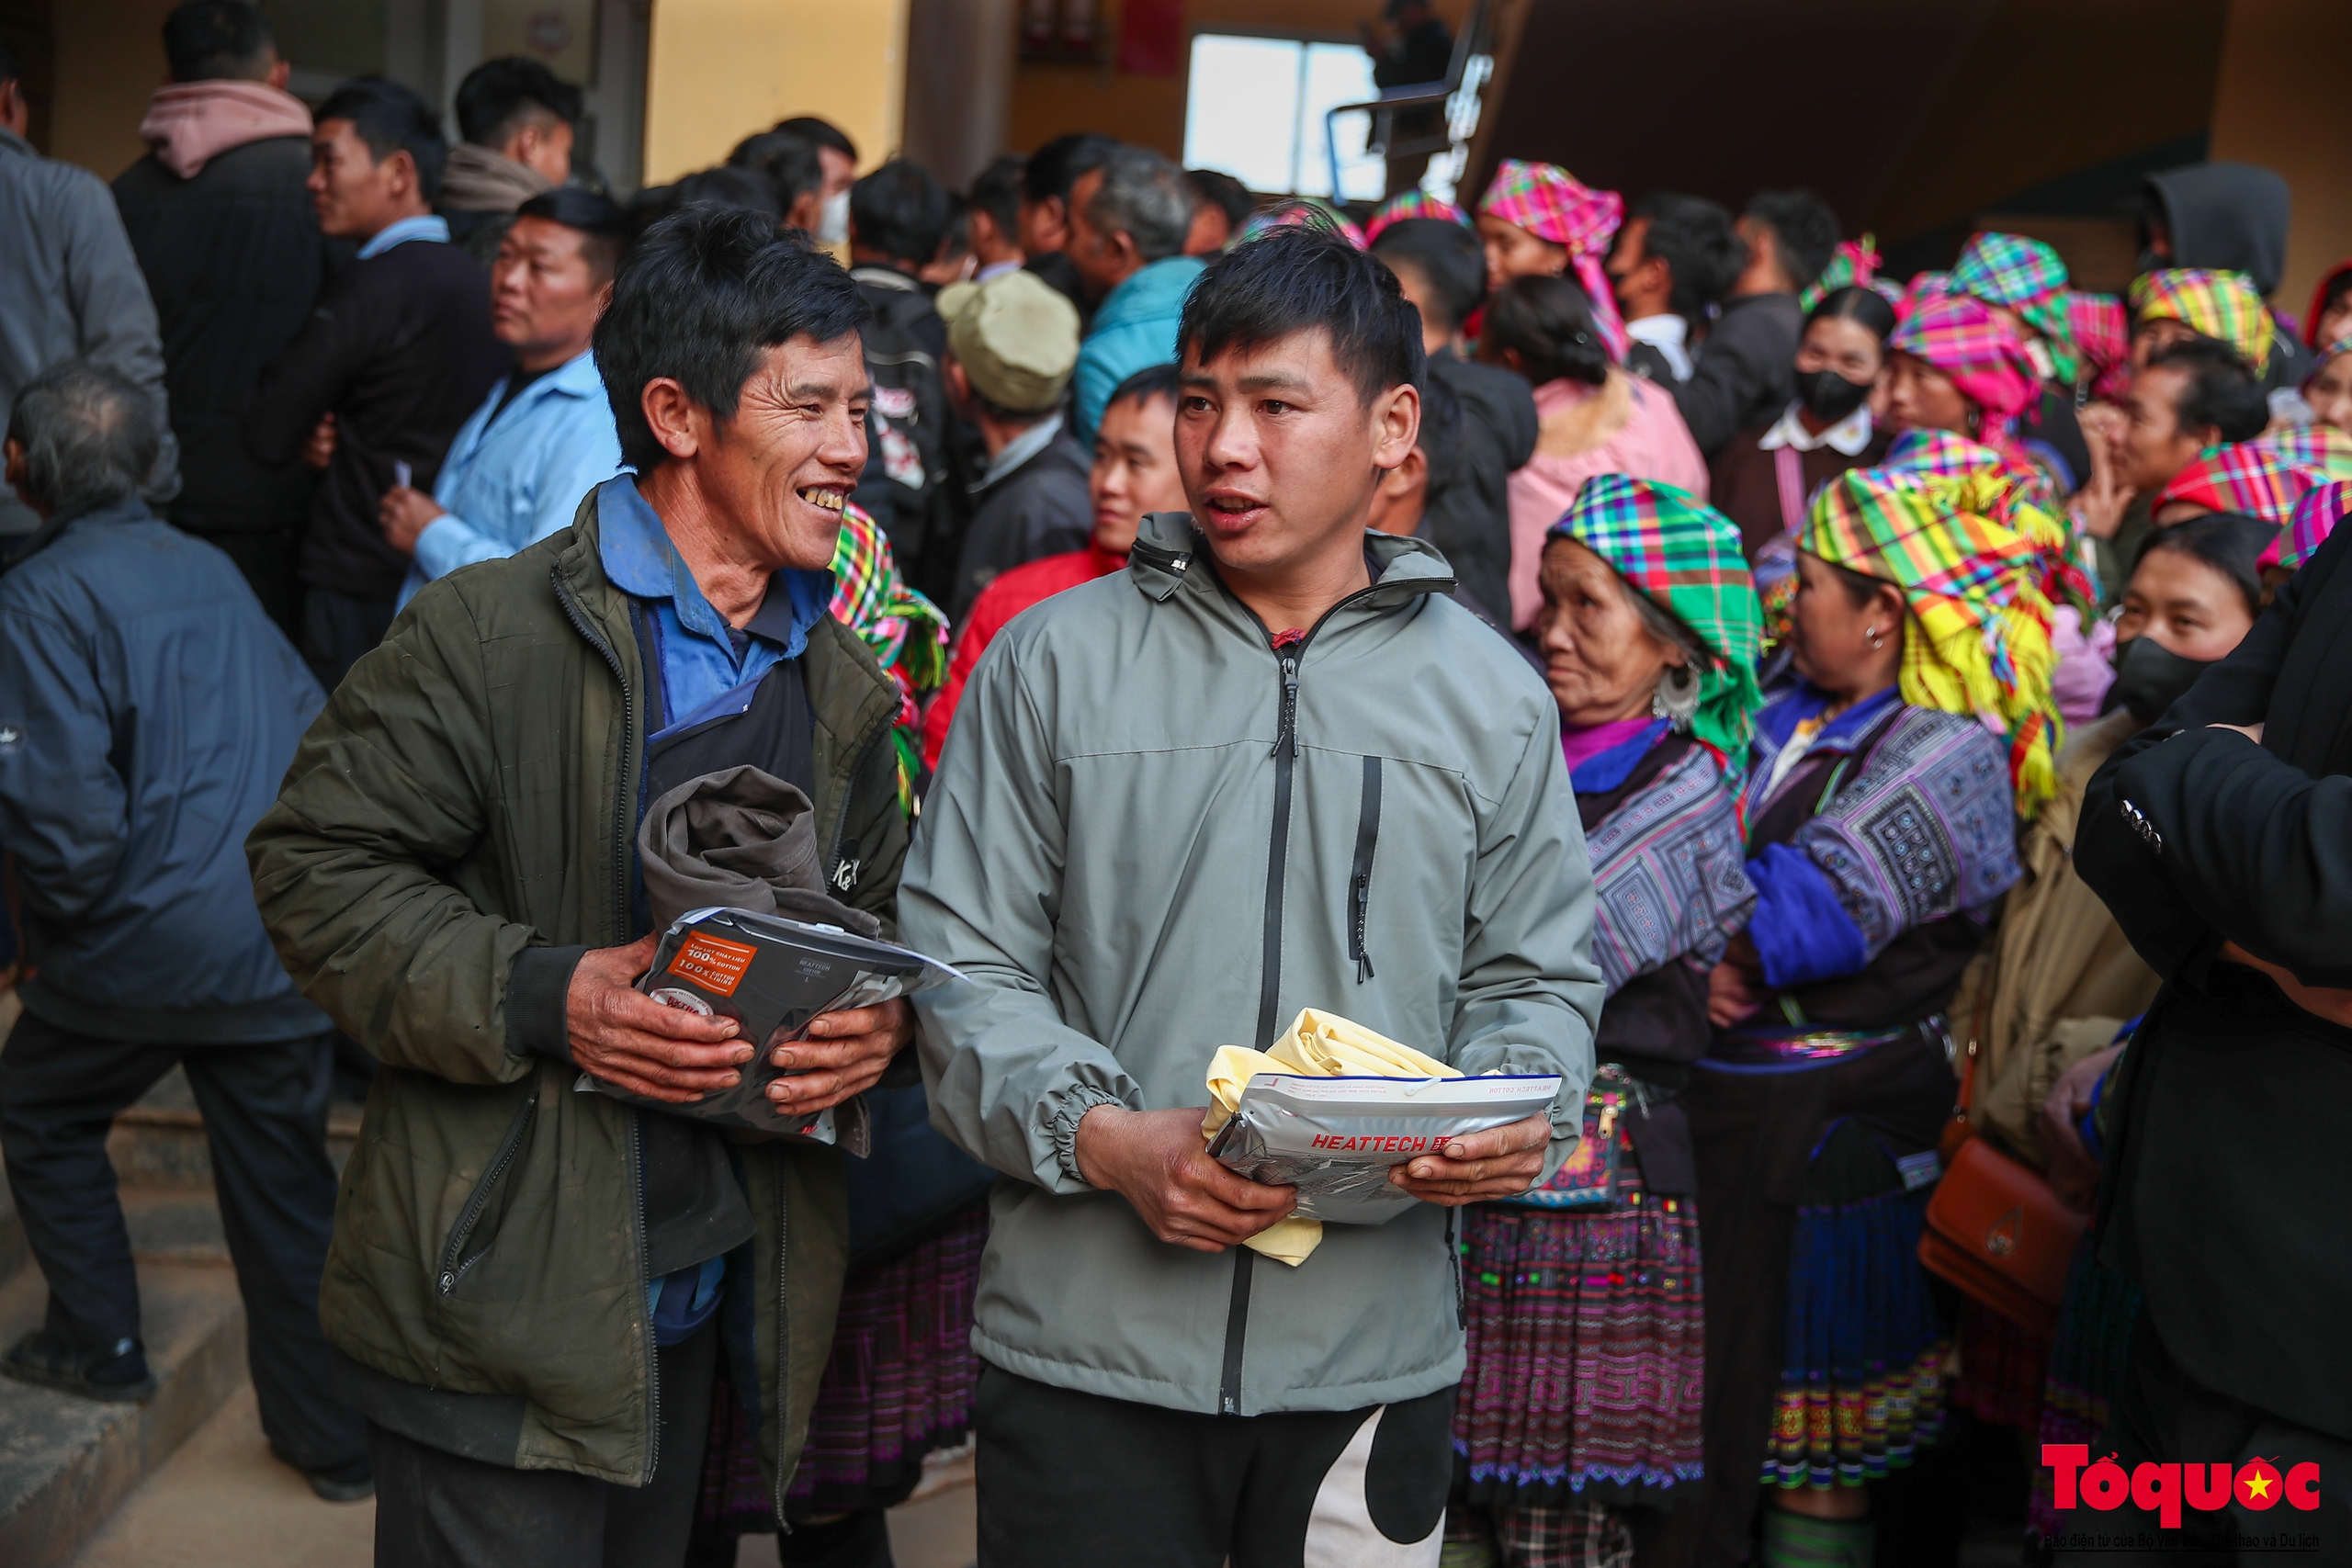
[{"x1": 1202, "y1": 1010, "x2": 1457, "y2": 1267}]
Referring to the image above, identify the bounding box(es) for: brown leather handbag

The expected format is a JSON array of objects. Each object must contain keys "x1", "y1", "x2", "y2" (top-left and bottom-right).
[{"x1": 1917, "y1": 1031, "x2": 2085, "y2": 1337}]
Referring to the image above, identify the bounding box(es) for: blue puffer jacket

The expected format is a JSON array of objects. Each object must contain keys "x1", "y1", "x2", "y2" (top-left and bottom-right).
[
  {"x1": 0, "y1": 499, "x2": 327, "y2": 1041},
  {"x1": 1071, "y1": 254, "x2": 1206, "y2": 444}
]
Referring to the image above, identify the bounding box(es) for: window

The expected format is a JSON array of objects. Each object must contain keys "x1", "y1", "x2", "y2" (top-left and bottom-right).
[{"x1": 1181, "y1": 33, "x2": 1385, "y2": 202}]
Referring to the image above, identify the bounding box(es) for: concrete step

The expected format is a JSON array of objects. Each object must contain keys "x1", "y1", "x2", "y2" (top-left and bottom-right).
[
  {"x1": 0, "y1": 1258, "x2": 247, "y2": 1568},
  {"x1": 106, "y1": 1066, "x2": 364, "y2": 1190}
]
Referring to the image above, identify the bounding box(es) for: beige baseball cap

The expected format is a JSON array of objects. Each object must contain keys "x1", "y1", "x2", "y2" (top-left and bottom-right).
[{"x1": 936, "y1": 269, "x2": 1082, "y2": 415}]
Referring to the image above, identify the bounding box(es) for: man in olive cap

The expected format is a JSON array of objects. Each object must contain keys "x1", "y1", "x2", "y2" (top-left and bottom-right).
[{"x1": 941, "y1": 267, "x2": 1088, "y2": 620}]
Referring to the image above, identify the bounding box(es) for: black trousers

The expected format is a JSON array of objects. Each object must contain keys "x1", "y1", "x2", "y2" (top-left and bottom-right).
[
  {"x1": 0, "y1": 1010, "x2": 363, "y2": 1468},
  {"x1": 371, "y1": 1323, "x2": 718, "y2": 1568},
  {"x1": 2049, "y1": 1325, "x2": 2352, "y2": 1564},
  {"x1": 300, "y1": 585, "x2": 396, "y2": 694},
  {"x1": 974, "y1": 1361, "x2": 1453, "y2": 1568}
]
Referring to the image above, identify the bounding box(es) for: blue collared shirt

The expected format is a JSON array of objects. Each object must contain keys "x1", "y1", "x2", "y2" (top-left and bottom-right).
[
  {"x1": 356, "y1": 212, "x2": 449, "y2": 259},
  {"x1": 593, "y1": 476, "x2": 833, "y2": 732},
  {"x1": 398, "y1": 350, "x2": 625, "y2": 607}
]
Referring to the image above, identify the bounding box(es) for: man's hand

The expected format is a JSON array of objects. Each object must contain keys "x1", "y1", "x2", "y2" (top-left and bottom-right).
[
  {"x1": 1074, "y1": 1105, "x2": 1297, "y2": 1251},
  {"x1": 300, "y1": 413, "x2": 337, "y2": 471},
  {"x1": 1707, "y1": 931, "x2": 1767, "y2": 1029},
  {"x1": 379, "y1": 484, "x2": 445, "y2": 554},
  {"x1": 1389, "y1": 1111, "x2": 1553, "y2": 1205},
  {"x1": 567, "y1": 934, "x2": 750, "y2": 1101},
  {"x1": 2220, "y1": 939, "x2": 2352, "y2": 1028},
  {"x1": 2069, "y1": 413, "x2": 2134, "y2": 541},
  {"x1": 763, "y1": 998, "x2": 914, "y2": 1115},
  {"x1": 2039, "y1": 1042, "x2": 2124, "y2": 1213}
]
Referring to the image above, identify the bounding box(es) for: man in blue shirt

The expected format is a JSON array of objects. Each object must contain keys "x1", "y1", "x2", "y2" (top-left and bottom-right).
[{"x1": 379, "y1": 187, "x2": 628, "y2": 604}]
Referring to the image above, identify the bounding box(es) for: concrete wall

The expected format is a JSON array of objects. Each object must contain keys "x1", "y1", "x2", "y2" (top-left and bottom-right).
[
  {"x1": 2209, "y1": 0, "x2": 2352, "y2": 317},
  {"x1": 642, "y1": 0, "x2": 910, "y2": 185},
  {"x1": 47, "y1": 0, "x2": 175, "y2": 179}
]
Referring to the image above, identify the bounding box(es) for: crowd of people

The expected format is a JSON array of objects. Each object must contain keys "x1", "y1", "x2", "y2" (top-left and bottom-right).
[{"x1": 0, "y1": 3, "x2": 2348, "y2": 1566}]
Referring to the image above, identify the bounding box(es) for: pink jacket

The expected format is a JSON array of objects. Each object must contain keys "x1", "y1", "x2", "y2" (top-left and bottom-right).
[
  {"x1": 139, "y1": 80, "x2": 311, "y2": 178},
  {"x1": 1505, "y1": 372, "x2": 1709, "y2": 629}
]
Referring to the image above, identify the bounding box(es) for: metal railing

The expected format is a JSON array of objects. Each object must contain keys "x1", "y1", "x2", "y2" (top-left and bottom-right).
[{"x1": 1324, "y1": 0, "x2": 1499, "y2": 201}]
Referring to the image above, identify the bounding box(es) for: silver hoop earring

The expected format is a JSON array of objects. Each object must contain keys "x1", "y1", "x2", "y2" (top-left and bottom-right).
[
  {"x1": 1864, "y1": 625, "x2": 1884, "y2": 649},
  {"x1": 1652, "y1": 663, "x2": 1702, "y2": 729}
]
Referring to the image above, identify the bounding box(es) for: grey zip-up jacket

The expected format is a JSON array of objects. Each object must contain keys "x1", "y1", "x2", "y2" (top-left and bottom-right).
[{"x1": 901, "y1": 512, "x2": 1601, "y2": 1417}]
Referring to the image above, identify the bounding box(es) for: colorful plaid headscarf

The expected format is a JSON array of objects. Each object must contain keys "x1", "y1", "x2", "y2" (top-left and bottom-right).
[
  {"x1": 1881, "y1": 429, "x2": 2093, "y2": 615},
  {"x1": 2260, "y1": 423, "x2": 2352, "y2": 480},
  {"x1": 1478, "y1": 160, "x2": 1628, "y2": 362},
  {"x1": 1888, "y1": 292, "x2": 2042, "y2": 455},
  {"x1": 1951, "y1": 232, "x2": 2078, "y2": 384},
  {"x1": 2153, "y1": 442, "x2": 2329, "y2": 525},
  {"x1": 1364, "y1": 189, "x2": 1470, "y2": 244},
  {"x1": 831, "y1": 502, "x2": 948, "y2": 808},
  {"x1": 2128, "y1": 268, "x2": 2274, "y2": 373},
  {"x1": 1239, "y1": 197, "x2": 1367, "y2": 250},
  {"x1": 1896, "y1": 270, "x2": 1951, "y2": 320},
  {"x1": 2302, "y1": 336, "x2": 2352, "y2": 392},
  {"x1": 1797, "y1": 233, "x2": 1883, "y2": 312},
  {"x1": 1804, "y1": 466, "x2": 2061, "y2": 818},
  {"x1": 2265, "y1": 479, "x2": 2352, "y2": 572},
  {"x1": 2068, "y1": 292, "x2": 2132, "y2": 401},
  {"x1": 1550, "y1": 474, "x2": 1765, "y2": 766}
]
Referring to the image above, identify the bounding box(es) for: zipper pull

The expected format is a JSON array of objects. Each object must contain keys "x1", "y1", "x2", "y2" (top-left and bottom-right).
[
  {"x1": 1352, "y1": 872, "x2": 1374, "y2": 982},
  {"x1": 1271, "y1": 656, "x2": 1299, "y2": 759}
]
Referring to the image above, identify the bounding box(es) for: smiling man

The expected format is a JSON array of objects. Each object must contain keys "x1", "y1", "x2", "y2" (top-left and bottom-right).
[
  {"x1": 247, "y1": 208, "x2": 917, "y2": 1567},
  {"x1": 902, "y1": 228, "x2": 1600, "y2": 1566}
]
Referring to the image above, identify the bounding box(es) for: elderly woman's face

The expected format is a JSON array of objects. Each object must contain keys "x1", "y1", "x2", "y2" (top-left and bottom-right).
[
  {"x1": 666, "y1": 332, "x2": 870, "y2": 571},
  {"x1": 1535, "y1": 536, "x2": 1683, "y2": 728}
]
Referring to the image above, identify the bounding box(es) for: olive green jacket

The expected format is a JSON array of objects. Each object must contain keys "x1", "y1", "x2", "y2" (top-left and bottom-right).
[{"x1": 246, "y1": 488, "x2": 908, "y2": 1496}]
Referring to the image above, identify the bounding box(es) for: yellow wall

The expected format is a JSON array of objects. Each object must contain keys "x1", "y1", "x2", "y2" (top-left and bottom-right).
[
  {"x1": 643, "y1": 0, "x2": 909, "y2": 185},
  {"x1": 2210, "y1": 0, "x2": 2352, "y2": 315},
  {"x1": 49, "y1": 0, "x2": 177, "y2": 179}
]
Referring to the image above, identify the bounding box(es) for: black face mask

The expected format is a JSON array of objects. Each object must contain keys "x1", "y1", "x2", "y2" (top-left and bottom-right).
[
  {"x1": 2105, "y1": 635, "x2": 2214, "y2": 724},
  {"x1": 1793, "y1": 366, "x2": 1871, "y2": 423}
]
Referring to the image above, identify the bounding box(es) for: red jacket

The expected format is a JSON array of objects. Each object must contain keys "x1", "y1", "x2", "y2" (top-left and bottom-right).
[{"x1": 920, "y1": 541, "x2": 1126, "y2": 771}]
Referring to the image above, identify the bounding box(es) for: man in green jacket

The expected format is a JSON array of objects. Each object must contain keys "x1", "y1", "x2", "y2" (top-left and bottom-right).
[
  {"x1": 903, "y1": 228, "x2": 1601, "y2": 1563},
  {"x1": 247, "y1": 208, "x2": 914, "y2": 1566}
]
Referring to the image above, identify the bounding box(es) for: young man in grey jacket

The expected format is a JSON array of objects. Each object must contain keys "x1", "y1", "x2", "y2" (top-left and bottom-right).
[{"x1": 901, "y1": 228, "x2": 1601, "y2": 1565}]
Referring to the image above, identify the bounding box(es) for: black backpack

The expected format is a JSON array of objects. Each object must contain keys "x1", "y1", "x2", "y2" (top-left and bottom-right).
[{"x1": 847, "y1": 271, "x2": 975, "y2": 596}]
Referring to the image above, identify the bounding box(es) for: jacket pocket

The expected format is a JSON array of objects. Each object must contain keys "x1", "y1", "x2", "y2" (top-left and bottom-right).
[
  {"x1": 435, "y1": 1088, "x2": 540, "y2": 1298},
  {"x1": 1348, "y1": 755, "x2": 1383, "y2": 983}
]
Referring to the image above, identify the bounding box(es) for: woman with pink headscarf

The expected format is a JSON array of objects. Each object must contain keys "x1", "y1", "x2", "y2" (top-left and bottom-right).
[{"x1": 1475, "y1": 159, "x2": 1630, "y2": 361}]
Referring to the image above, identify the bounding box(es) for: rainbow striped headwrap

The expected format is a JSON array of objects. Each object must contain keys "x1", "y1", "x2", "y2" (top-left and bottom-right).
[
  {"x1": 1882, "y1": 430, "x2": 2092, "y2": 615},
  {"x1": 1798, "y1": 233, "x2": 1883, "y2": 312},
  {"x1": 1364, "y1": 189, "x2": 1469, "y2": 244},
  {"x1": 2068, "y1": 292, "x2": 2132, "y2": 401},
  {"x1": 831, "y1": 502, "x2": 948, "y2": 810},
  {"x1": 2260, "y1": 423, "x2": 2352, "y2": 481},
  {"x1": 2128, "y1": 268, "x2": 2274, "y2": 373},
  {"x1": 1804, "y1": 466, "x2": 2061, "y2": 818},
  {"x1": 1888, "y1": 292, "x2": 2042, "y2": 455},
  {"x1": 1478, "y1": 160, "x2": 1628, "y2": 362},
  {"x1": 1951, "y1": 232, "x2": 2077, "y2": 383},
  {"x1": 1550, "y1": 475, "x2": 1765, "y2": 766},
  {"x1": 2264, "y1": 479, "x2": 2352, "y2": 572},
  {"x1": 2153, "y1": 442, "x2": 2331, "y2": 526}
]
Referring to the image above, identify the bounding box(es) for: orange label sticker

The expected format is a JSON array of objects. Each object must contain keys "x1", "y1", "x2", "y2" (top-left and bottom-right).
[{"x1": 667, "y1": 931, "x2": 757, "y2": 998}]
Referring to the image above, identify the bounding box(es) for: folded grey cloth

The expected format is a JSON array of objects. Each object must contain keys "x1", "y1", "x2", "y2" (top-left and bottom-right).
[{"x1": 637, "y1": 765, "x2": 881, "y2": 937}]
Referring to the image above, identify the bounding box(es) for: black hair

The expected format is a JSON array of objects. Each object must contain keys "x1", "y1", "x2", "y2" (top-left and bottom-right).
[
  {"x1": 1179, "y1": 227, "x2": 1424, "y2": 407},
  {"x1": 671, "y1": 165, "x2": 779, "y2": 219},
  {"x1": 163, "y1": 1, "x2": 273, "y2": 83},
  {"x1": 2136, "y1": 510, "x2": 2278, "y2": 618},
  {"x1": 729, "y1": 130, "x2": 823, "y2": 218},
  {"x1": 1416, "y1": 357, "x2": 1464, "y2": 502},
  {"x1": 594, "y1": 205, "x2": 868, "y2": 473},
  {"x1": 773, "y1": 116, "x2": 856, "y2": 165},
  {"x1": 1105, "y1": 361, "x2": 1182, "y2": 419},
  {"x1": 1023, "y1": 132, "x2": 1117, "y2": 207},
  {"x1": 2322, "y1": 270, "x2": 2352, "y2": 321},
  {"x1": 514, "y1": 186, "x2": 631, "y2": 282},
  {"x1": 1806, "y1": 283, "x2": 1897, "y2": 343},
  {"x1": 1370, "y1": 217, "x2": 1483, "y2": 337},
  {"x1": 315, "y1": 77, "x2": 448, "y2": 200},
  {"x1": 2146, "y1": 337, "x2": 2268, "y2": 444},
  {"x1": 454, "y1": 57, "x2": 581, "y2": 148},
  {"x1": 1744, "y1": 189, "x2": 1839, "y2": 293},
  {"x1": 1186, "y1": 168, "x2": 1253, "y2": 236},
  {"x1": 851, "y1": 160, "x2": 951, "y2": 268},
  {"x1": 1828, "y1": 556, "x2": 1894, "y2": 610},
  {"x1": 1629, "y1": 191, "x2": 1743, "y2": 320},
  {"x1": 1480, "y1": 274, "x2": 1610, "y2": 388},
  {"x1": 970, "y1": 154, "x2": 1025, "y2": 239},
  {"x1": 935, "y1": 194, "x2": 971, "y2": 264},
  {"x1": 0, "y1": 37, "x2": 17, "y2": 83}
]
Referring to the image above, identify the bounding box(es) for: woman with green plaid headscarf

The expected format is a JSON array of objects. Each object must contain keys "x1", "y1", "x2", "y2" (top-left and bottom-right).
[{"x1": 1445, "y1": 474, "x2": 1760, "y2": 1568}]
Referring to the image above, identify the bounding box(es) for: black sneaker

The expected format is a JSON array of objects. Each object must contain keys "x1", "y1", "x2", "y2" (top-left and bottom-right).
[
  {"x1": 269, "y1": 1443, "x2": 375, "y2": 1502},
  {"x1": 0, "y1": 1330, "x2": 158, "y2": 1403}
]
